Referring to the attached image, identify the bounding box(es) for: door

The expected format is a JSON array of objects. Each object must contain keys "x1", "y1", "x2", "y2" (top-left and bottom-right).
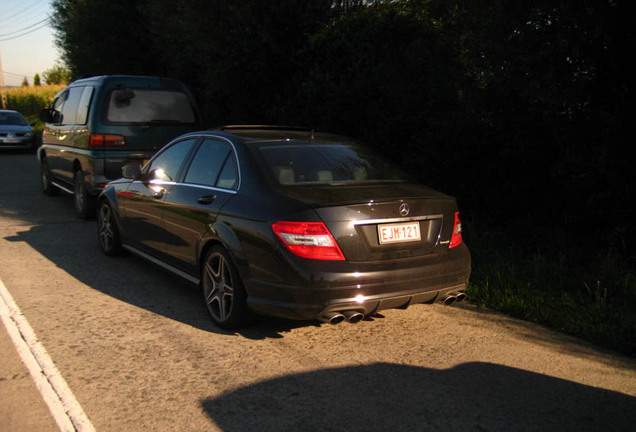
[
  {"x1": 161, "y1": 138, "x2": 239, "y2": 274},
  {"x1": 120, "y1": 138, "x2": 198, "y2": 257},
  {"x1": 48, "y1": 87, "x2": 91, "y2": 185}
]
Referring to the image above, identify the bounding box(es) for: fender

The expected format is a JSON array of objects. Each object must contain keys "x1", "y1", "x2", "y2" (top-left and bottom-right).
[{"x1": 199, "y1": 218, "x2": 251, "y2": 285}]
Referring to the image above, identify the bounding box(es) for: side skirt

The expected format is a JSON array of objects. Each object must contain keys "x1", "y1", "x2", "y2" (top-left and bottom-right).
[
  {"x1": 122, "y1": 245, "x2": 200, "y2": 285},
  {"x1": 51, "y1": 181, "x2": 74, "y2": 195}
]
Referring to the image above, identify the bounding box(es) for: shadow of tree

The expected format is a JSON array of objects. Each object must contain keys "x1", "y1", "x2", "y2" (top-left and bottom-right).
[{"x1": 202, "y1": 362, "x2": 636, "y2": 432}]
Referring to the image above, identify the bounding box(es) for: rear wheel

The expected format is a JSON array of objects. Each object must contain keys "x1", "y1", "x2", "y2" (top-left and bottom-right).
[
  {"x1": 40, "y1": 158, "x2": 58, "y2": 196},
  {"x1": 74, "y1": 170, "x2": 94, "y2": 219},
  {"x1": 201, "y1": 246, "x2": 251, "y2": 329},
  {"x1": 97, "y1": 200, "x2": 121, "y2": 256}
]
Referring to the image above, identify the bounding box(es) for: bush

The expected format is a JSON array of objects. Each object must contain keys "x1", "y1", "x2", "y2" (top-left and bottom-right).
[{"x1": 5, "y1": 85, "x2": 65, "y2": 134}]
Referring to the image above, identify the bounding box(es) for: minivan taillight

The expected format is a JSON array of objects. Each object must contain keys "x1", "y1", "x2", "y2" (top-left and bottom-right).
[
  {"x1": 272, "y1": 221, "x2": 345, "y2": 260},
  {"x1": 449, "y1": 212, "x2": 463, "y2": 248},
  {"x1": 88, "y1": 134, "x2": 126, "y2": 147}
]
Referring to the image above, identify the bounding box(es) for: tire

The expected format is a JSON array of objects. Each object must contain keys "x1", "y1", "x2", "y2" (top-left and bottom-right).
[
  {"x1": 40, "y1": 158, "x2": 59, "y2": 196},
  {"x1": 74, "y1": 170, "x2": 94, "y2": 219},
  {"x1": 97, "y1": 200, "x2": 122, "y2": 256},
  {"x1": 201, "y1": 246, "x2": 251, "y2": 329}
]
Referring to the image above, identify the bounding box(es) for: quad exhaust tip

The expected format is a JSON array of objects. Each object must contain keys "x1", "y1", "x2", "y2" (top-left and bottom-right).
[
  {"x1": 320, "y1": 313, "x2": 345, "y2": 325},
  {"x1": 320, "y1": 310, "x2": 364, "y2": 325},
  {"x1": 343, "y1": 310, "x2": 364, "y2": 324},
  {"x1": 444, "y1": 292, "x2": 466, "y2": 306}
]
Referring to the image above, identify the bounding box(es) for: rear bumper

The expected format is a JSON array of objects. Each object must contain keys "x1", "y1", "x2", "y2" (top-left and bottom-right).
[{"x1": 244, "y1": 243, "x2": 471, "y2": 320}]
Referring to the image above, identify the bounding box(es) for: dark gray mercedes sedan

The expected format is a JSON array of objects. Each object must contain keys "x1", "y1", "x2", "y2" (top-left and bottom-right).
[{"x1": 97, "y1": 126, "x2": 471, "y2": 329}]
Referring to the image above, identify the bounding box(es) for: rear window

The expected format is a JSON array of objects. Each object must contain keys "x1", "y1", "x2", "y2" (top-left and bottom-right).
[
  {"x1": 104, "y1": 88, "x2": 196, "y2": 124},
  {"x1": 257, "y1": 143, "x2": 408, "y2": 186}
]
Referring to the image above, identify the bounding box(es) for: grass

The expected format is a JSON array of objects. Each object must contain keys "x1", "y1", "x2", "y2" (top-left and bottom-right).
[{"x1": 466, "y1": 228, "x2": 636, "y2": 355}]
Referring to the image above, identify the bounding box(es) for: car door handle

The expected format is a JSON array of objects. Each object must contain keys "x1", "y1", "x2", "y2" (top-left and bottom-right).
[{"x1": 197, "y1": 194, "x2": 216, "y2": 205}]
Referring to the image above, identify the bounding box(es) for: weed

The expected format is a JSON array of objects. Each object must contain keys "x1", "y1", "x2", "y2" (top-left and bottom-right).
[{"x1": 466, "y1": 231, "x2": 636, "y2": 355}]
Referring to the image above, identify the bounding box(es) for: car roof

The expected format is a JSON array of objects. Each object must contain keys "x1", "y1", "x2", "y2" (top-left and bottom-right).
[
  {"x1": 67, "y1": 75, "x2": 184, "y2": 88},
  {"x1": 210, "y1": 125, "x2": 352, "y2": 144}
]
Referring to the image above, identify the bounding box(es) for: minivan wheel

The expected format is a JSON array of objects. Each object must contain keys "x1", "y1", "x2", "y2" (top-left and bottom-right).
[
  {"x1": 41, "y1": 158, "x2": 58, "y2": 196},
  {"x1": 201, "y1": 246, "x2": 251, "y2": 329},
  {"x1": 74, "y1": 170, "x2": 94, "y2": 219},
  {"x1": 97, "y1": 200, "x2": 121, "y2": 256}
]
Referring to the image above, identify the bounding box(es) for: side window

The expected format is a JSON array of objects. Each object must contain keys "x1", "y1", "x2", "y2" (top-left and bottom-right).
[
  {"x1": 75, "y1": 87, "x2": 94, "y2": 125},
  {"x1": 51, "y1": 91, "x2": 67, "y2": 124},
  {"x1": 60, "y1": 87, "x2": 85, "y2": 125},
  {"x1": 216, "y1": 156, "x2": 238, "y2": 190},
  {"x1": 185, "y1": 139, "x2": 237, "y2": 189},
  {"x1": 147, "y1": 138, "x2": 197, "y2": 182}
]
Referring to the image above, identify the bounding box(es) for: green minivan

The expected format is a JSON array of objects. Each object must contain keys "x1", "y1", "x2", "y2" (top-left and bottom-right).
[{"x1": 38, "y1": 75, "x2": 200, "y2": 218}]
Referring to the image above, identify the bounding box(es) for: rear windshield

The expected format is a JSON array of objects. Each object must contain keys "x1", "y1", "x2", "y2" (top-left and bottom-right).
[
  {"x1": 257, "y1": 143, "x2": 408, "y2": 186},
  {"x1": 0, "y1": 112, "x2": 28, "y2": 126},
  {"x1": 104, "y1": 88, "x2": 196, "y2": 124}
]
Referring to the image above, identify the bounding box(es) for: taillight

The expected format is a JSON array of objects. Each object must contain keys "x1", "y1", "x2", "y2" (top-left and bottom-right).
[
  {"x1": 272, "y1": 221, "x2": 345, "y2": 261},
  {"x1": 88, "y1": 134, "x2": 126, "y2": 147},
  {"x1": 449, "y1": 212, "x2": 463, "y2": 248}
]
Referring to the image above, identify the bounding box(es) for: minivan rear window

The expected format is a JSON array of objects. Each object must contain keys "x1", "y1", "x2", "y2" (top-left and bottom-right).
[{"x1": 105, "y1": 88, "x2": 196, "y2": 124}]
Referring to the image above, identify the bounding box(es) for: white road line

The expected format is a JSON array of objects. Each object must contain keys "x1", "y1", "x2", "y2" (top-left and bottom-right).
[{"x1": 0, "y1": 278, "x2": 96, "y2": 432}]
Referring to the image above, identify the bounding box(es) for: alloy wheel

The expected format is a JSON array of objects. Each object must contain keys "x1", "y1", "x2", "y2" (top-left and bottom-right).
[
  {"x1": 97, "y1": 201, "x2": 120, "y2": 255},
  {"x1": 203, "y1": 252, "x2": 235, "y2": 323}
]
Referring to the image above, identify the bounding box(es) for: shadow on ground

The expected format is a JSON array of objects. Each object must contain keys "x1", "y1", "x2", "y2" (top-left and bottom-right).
[
  {"x1": 202, "y1": 362, "x2": 636, "y2": 432},
  {"x1": 4, "y1": 221, "x2": 317, "y2": 339}
]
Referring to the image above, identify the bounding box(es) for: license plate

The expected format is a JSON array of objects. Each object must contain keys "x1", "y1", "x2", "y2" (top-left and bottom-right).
[{"x1": 378, "y1": 222, "x2": 421, "y2": 244}]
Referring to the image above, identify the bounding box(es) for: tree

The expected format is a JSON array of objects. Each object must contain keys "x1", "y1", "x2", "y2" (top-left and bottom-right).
[
  {"x1": 51, "y1": 0, "x2": 160, "y2": 79},
  {"x1": 21, "y1": 77, "x2": 29, "y2": 87},
  {"x1": 34, "y1": 73, "x2": 41, "y2": 86},
  {"x1": 43, "y1": 64, "x2": 71, "y2": 85}
]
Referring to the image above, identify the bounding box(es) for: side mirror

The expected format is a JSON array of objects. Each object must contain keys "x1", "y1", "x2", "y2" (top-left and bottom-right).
[
  {"x1": 39, "y1": 108, "x2": 61, "y2": 124},
  {"x1": 122, "y1": 162, "x2": 142, "y2": 180}
]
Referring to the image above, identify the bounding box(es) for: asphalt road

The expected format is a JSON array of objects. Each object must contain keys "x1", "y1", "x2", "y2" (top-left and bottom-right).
[{"x1": 1, "y1": 152, "x2": 635, "y2": 432}]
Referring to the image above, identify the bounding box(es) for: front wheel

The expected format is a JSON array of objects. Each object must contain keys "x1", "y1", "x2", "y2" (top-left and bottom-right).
[
  {"x1": 97, "y1": 200, "x2": 121, "y2": 256},
  {"x1": 201, "y1": 246, "x2": 251, "y2": 329}
]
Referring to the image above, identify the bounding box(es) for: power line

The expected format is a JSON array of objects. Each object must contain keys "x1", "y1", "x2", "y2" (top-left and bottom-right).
[
  {"x1": 0, "y1": 16, "x2": 50, "y2": 37},
  {"x1": 0, "y1": 0, "x2": 46, "y2": 25},
  {"x1": 0, "y1": 20, "x2": 51, "y2": 42},
  {"x1": 3, "y1": 70, "x2": 35, "y2": 79}
]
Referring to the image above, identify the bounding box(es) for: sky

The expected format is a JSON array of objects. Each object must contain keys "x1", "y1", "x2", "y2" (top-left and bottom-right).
[{"x1": 0, "y1": 0, "x2": 60, "y2": 87}]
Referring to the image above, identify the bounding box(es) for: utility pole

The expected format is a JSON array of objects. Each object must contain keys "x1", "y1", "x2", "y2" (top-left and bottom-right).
[{"x1": 0, "y1": 49, "x2": 6, "y2": 109}]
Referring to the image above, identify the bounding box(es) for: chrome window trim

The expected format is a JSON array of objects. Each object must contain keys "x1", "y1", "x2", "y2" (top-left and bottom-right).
[
  {"x1": 175, "y1": 133, "x2": 242, "y2": 192},
  {"x1": 175, "y1": 182, "x2": 239, "y2": 195}
]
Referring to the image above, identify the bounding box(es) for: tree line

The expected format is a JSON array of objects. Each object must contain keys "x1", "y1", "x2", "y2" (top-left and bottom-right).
[{"x1": 51, "y1": 0, "x2": 634, "y2": 259}]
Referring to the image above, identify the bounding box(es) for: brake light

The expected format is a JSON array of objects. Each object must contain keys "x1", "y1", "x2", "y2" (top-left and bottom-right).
[
  {"x1": 449, "y1": 212, "x2": 463, "y2": 248},
  {"x1": 272, "y1": 221, "x2": 345, "y2": 260},
  {"x1": 88, "y1": 134, "x2": 126, "y2": 147}
]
